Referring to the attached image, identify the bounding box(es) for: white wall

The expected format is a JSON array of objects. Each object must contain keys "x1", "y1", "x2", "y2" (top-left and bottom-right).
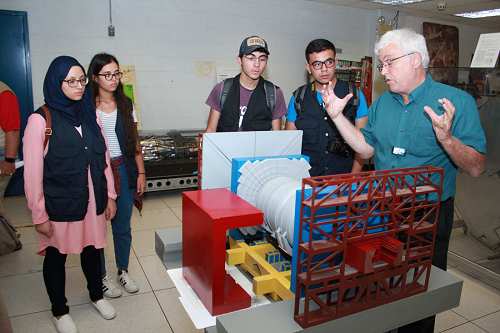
[
  {"x1": 0, "y1": 0, "x2": 495, "y2": 130},
  {"x1": 1, "y1": 0, "x2": 376, "y2": 130}
]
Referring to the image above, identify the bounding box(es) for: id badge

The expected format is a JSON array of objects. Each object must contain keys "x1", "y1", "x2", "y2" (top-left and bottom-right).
[{"x1": 392, "y1": 146, "x2": 406, "y2": 156}]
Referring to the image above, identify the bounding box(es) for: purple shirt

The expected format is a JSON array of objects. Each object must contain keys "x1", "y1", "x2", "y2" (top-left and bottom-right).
[{"x1": 205, "y1": 80, "x2": 287, "y2": 122}]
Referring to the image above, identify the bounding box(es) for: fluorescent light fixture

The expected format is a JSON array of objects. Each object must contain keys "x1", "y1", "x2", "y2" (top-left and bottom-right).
[
  {"x1": 454, "y1": 8, "x2": 500, "y2": 19},
  {"x1": 370, "y1": 0, "x2": 429, "y2": 4}
]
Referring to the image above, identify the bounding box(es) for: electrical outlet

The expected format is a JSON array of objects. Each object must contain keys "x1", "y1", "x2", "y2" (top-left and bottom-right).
[{"x1": 108, "y1": 25, "x2": 115, "y2": 37}]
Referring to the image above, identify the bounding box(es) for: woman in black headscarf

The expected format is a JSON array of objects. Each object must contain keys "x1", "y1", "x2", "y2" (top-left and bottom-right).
[{"x1": 23, "y1": 56, "x2": 117, "y2": 333}]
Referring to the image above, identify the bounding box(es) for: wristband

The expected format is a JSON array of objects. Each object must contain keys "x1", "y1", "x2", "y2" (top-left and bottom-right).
[{"x1": 4, "y1": 157, "x2": 15, "y2": 163}]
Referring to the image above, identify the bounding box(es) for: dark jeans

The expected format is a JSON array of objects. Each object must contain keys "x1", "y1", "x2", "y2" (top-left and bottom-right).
[
  {"x1": 100, "y1": 163, "x2": 134, "y2": 276},
  {"x1": 43, "y1": 246, "x2": 103, "y2": 317},
  {"x1": 398, "y1": 197, "x2": 455, "y2": 333}
]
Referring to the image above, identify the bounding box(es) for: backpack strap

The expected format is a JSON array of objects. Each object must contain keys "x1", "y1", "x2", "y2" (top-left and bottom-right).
[
  {"x1": 293, "y1": 85, "x2": 307, "y2": 116},
  {"x1": 220, "y1": 77, "x2": 277, "y2": 112},
  {"x1": 263, "y1": 80, "x2": 276, "y2": 112},
  {"x1": 349, "y1": 83, "x2": 359, "y2": 108},
  {"x1": 219, "y1": 78, "x2": 233, "y2": 110},
  {"x1": 40, "y1": 105, "x2": 52, "y2": 150}
]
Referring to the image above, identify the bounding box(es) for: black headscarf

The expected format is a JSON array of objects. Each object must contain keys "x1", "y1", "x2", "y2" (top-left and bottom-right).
[
  {"x1": 43, "y1": 56, "x2": 101, "y2": 136},
  {"x1": 43, "y1": 56, "x2": 85, "y2": 126}
]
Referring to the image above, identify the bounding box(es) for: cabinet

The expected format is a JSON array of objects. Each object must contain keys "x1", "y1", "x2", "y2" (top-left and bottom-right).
[{"x1": 337, "y1": 57, "x2": 373, "y2": 105}]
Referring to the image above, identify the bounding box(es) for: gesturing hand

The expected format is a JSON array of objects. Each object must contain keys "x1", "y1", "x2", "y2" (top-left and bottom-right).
[
  {"x1": 423, "y1": 98, "x2": 455, "y2": 143},
  {"x1": 319, "y1": 81, "x2": 353, "y2": 120}
]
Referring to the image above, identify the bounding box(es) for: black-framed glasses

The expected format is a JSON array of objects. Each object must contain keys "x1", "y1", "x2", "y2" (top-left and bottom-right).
[
  {"x1": 310, "y1": 58, "x2": 335, "y2": 70},
  {"x1": 376, "y1": 52, "x2": 415, "y2": 72},
  {"x1": 97, "y1": 71, "x2": 123, "y2": 81},
  {"x1": 63, "y1": 77, "x2": 88, "y2": 88}
]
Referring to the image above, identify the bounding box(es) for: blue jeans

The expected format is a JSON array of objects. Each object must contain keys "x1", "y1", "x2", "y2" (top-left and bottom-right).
[{"x1": 101, "y1": 162, "x2": 134, "y2": 275}]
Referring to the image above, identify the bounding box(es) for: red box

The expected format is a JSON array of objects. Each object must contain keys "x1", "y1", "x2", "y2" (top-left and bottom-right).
[{"x1": 182, "y1": 188, "x2": 263, "y2": 315}]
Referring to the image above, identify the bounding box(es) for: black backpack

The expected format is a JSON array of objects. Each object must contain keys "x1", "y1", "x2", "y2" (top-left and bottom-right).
[{"x1": 219, "y1": 78, "x2": 277, "y2": 113}]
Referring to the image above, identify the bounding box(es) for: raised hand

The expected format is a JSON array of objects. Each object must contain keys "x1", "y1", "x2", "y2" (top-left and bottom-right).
[
  {"x1": 319, "y1": 81, "x2": 353, "y2": 120},
  {"x1": 423, "y1": 98, "x2": 455, "y2": 143}
]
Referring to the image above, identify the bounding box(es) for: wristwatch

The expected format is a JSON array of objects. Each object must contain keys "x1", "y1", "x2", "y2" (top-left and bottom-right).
[{"x1": 4, "y1": 157, "x2": 15, "y2": 163}]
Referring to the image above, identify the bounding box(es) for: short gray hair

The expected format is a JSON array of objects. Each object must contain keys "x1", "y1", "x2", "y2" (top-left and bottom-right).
[{"x1": 374, "y1": 29, "x2": 430, "y2": 68}]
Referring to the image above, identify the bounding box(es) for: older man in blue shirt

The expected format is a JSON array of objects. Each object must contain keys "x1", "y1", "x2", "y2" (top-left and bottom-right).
[{"x1": 320, "y1": 28, "x2": 486, "y2": 333}]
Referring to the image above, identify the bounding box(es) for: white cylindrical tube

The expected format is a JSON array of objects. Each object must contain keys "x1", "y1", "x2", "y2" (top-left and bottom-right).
[{"x1": 237, "y1": 158, "x2": 309, "y2": 253}]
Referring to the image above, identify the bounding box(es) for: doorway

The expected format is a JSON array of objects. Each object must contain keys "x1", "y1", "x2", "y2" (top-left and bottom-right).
[{"x1": 0, "y1": 9, "x2": 33, "y2": 195}]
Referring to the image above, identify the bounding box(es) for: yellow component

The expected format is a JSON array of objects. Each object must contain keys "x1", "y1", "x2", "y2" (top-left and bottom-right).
[
  {"x1": 228, "y1": 236, "x2": 240, "y2": 249},
  {"x1": 226, "y1": 247, "x2": 245, "y2": 266},
  {"x1": 226, "y1": 240, "x2": 294, "y2": 300}
]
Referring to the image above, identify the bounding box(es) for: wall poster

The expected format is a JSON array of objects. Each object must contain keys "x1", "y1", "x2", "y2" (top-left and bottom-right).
[{"x1": 423, "y1": 22, "x2": 459, "y2": 84}]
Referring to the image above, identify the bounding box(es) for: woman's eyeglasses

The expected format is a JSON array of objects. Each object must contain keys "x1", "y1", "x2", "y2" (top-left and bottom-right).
[
  {"x1": 97, "y1": 71, "x2": 123, "y2": 81},
  {"x1": 63, "y1": 77, "x2": 89, "y2": 88}
]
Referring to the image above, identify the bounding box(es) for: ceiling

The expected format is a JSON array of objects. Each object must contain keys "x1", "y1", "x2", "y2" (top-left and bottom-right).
[{"x1": 307, "y1": 0, "x2": 500, "y2": 29}]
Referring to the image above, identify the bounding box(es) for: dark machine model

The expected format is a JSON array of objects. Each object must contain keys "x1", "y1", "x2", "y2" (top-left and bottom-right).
[{"x1": 140, "y1": 130, "x2": 200, "y2": 192}]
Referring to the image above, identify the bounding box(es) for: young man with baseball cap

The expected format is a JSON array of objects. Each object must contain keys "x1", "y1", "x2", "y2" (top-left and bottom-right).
[{"x1": 205, "y1": 35, "x2": 286, "y2": 132}]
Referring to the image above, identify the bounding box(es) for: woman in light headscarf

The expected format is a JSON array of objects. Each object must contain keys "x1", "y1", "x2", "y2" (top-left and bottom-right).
[{"x1": 23, "y1": 56, "x2": 117, "y2": 333}]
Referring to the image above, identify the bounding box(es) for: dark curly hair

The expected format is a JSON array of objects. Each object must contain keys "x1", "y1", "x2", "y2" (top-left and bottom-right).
[{"x1": 88, "y1": 53, "x2": 138, "y2": 157}]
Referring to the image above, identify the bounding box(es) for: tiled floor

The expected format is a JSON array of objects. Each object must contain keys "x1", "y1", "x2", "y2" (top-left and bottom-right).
[
  {"x1": 2, "y1": 192, "x2": 500, "y2": 332},
  {"x1": 1, "y1": 191, "x2": 201, "y2": 333}
]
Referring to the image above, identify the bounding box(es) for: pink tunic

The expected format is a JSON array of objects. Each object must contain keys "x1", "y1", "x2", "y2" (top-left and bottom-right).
[{"x1": 23, "y1": 114, "x2": 117, "y2": 255}]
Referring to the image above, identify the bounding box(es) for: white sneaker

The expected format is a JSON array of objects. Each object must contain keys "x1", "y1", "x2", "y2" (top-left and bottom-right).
[
  {"x1": 91, "y1": 299, "x2": 116, "y2": 320},
  {"x1": 52, "y1": 314, "x2": 78, "y2": 333},
  {"x1": 118, "y1": 271, "x2": 139, "y2": 293},
  {"x1": 102, "y1": 275, "x2": 122, "y2": 298}
]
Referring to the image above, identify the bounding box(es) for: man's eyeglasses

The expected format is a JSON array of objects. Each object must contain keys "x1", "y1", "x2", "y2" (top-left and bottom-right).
[
  {"x1": 376, "y1": 52, "x2": 415, "y2": 72},
  {"x1": 63, "y1": 77, "x2": 88, "y2": 88},
  {"x1": 310, "y1": 58, "x2": 335, "y2": 70},
  {"x1": 243, "y1": 55, "x2": 268, "y2": 64},
  {"x1": 97, "y1": 71, "x2": 123, "y2": 81}
]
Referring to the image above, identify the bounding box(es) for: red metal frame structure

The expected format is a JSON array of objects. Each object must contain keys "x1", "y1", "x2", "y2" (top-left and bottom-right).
[{"x1": 294, "y1": 166, "x2": 443, "y2": 328}]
